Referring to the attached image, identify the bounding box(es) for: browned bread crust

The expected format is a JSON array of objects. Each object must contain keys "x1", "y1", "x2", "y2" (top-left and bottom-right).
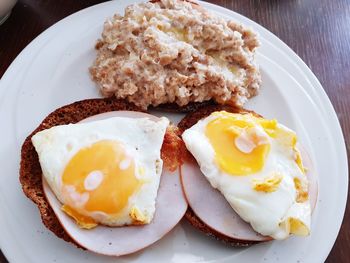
[
  {"x1": 19, "y1": 98, "x2": 142, "y2": 247},
  {"x1": 178, "y1": 103, "x2": 260, "y2": 132},
  {"x1": 185, "y1": 208, "x2": 259, "y2": 247},
  {"x1": 152, "y1": 100, "x2": 216, "y2": 113},
  {"x1": 178, "y1": 103, "x2": 264, "y2": 247}
]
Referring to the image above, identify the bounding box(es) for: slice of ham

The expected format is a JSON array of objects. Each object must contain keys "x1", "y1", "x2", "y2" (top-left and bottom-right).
[
  {"x1": 180, "y1": 146, "x2": 318, "y2": 242},
  {"x1": 43, "y1": 111, "x2": 188, "y2": 256}
]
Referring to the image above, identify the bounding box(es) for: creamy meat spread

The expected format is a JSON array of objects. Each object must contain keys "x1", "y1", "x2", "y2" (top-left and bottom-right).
[{"x1": 90, "y1": 0, "x2": 261, "y2": 109}]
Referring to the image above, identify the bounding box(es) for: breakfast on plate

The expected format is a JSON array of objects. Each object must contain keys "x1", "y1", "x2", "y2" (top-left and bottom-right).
[
  {"x1": 90, "y1": 0, "x2": 261, "y2": 110},
  {"x1": 19, "y1": 0, "x2": 318, "y2": 257}
]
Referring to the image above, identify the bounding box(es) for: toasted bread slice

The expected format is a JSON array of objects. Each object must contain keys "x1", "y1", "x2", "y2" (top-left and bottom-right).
[
  {"x1": 152, "y1": 100, "x2": 217, "y2": 113},
  {"x1": 178, "y1": 103, "x2": 265, "y2": 247},
  {"x1": 185, "y1": 207, "x2": 259, "y2": 247},
  {"x1": 20, "y1": 98, "x2": 187, "y2": 247}
]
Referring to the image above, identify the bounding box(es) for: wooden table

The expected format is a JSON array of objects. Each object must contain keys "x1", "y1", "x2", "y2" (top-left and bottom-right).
[{"x1": 0, "y1": 0, "x2": 349, "y2": 262}]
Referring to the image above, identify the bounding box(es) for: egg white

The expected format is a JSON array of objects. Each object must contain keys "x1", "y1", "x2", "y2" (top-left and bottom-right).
[
  {"x1": 32, "y1": 116, "x2": 169, "y2": 226},
  {"x1": 182, "y1": 113, "x2": 311, "y2": 239}
]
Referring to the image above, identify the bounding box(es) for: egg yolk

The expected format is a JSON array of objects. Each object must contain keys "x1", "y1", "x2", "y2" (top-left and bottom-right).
[
  {"x1": 205, "y1": 112, "x2": 271, "y2": 175},
  {"x1": 62, "y1": 140, "x2": 142, "y2": 217},
  {"x1": 205, "y1": 111, "x2": 306, "y2": 177}
]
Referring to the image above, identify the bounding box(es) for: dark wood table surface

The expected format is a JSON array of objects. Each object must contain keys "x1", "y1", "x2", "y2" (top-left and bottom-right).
[{"x1": 0, "y1": 0, "x2": 349, "y2": 262}]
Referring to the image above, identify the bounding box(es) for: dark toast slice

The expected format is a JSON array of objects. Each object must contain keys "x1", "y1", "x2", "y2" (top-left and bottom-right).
[
  {"x1": 178, "y1": 103, "x2": 265, "y2": 247},
  {"x1": 20, "y1": 97, "x2": 187, "y2": 248},
  {"x1": 151, "y1": 100, "x2": 216, "y2": 113}
]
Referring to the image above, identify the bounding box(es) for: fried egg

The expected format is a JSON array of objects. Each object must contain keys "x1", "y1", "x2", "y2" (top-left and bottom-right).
[
  {"x1": 182, "y1": 111, "x2": 311, "y2": 239},
  {"x1": 32, "y1": 116, "x2": 169, "y2": 228}
]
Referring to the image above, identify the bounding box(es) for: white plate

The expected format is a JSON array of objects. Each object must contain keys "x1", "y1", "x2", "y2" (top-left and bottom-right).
[{"x1": 0, "y1": 1, "x2": 347, "y2": 262}]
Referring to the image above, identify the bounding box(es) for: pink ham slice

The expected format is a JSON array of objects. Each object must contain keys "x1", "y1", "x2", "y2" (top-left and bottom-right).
[
  {"x1": 43, "y1": 111, "x2": 188, "y2": 256},
  {"x1": 180, "y1": 146, "x2": 318, "y2": 242}
]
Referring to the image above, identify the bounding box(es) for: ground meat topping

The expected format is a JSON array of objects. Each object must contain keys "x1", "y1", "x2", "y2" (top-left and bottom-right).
[{"x1": 90, "y1": 0, "x2": 261, "y2": 109}]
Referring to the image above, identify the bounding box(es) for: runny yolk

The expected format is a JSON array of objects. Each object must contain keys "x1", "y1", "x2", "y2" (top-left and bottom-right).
[
  {"x1": 62, "y1": 140, "x2": 142, "y2": 216},
  {"x1": 205, "y1": 112, "x2": 271, "y2": 175}
]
